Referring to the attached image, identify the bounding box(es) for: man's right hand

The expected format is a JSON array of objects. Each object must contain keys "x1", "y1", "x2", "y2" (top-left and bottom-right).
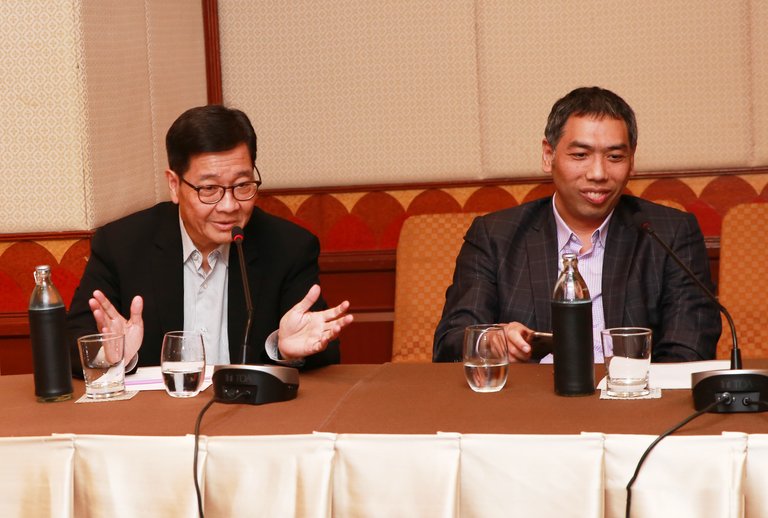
[
  {"x1": 502, "y1": 322, "x2": 535, "y2": 362},
  {"x1": 88, "y1": 290, "x2": 144, "y2": 364}
]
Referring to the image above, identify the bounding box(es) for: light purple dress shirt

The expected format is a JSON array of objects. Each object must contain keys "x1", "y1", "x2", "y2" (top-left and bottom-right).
[{"x1": 540, "y1": 195, "x2": 614, "y2": 364}]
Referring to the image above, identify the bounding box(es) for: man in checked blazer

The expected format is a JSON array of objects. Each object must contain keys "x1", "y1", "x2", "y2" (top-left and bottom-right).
[{"x1": 433, "y1": 87, "x2": 720, "y2": 363}]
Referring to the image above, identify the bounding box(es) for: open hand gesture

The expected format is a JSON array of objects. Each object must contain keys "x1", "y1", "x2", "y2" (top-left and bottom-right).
[
  {"x1": 277, "y1": 285, "x2": 353, "y2": 360},
  {"x1": 88, "y1": 290, "x2": 144, "y2": 363}
]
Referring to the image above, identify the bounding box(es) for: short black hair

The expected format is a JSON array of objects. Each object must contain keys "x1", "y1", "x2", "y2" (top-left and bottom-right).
[
  {"x1": 165, "y1": 105, "x2": 257, "y2": 175},
  {"x1": 545, "y1": 87, "x2": 637, "y2": 150}
]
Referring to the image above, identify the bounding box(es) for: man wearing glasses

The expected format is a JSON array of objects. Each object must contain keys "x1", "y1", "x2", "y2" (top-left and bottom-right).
[{"x1": 67, "y1": 105, "x2": 352, "y2": 372}]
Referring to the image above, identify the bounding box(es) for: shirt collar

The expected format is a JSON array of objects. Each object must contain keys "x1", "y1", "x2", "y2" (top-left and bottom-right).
[
  {"x1": 179, "y1": 213, "x2": 230, "y2": 267},
  {"x1": 552, "y1": 193, "x2": 613, "y2": 252}
]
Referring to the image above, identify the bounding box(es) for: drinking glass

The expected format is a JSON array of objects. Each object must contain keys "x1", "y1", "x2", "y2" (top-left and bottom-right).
[
  {"x1": 601, "y1": 327, "x2": 652, "y2": 397},
  {"x1": 463, "y1": 324, "x2": 509, "y2": 392},
  {"x1": 77, "y1": 333, "x2": 126, "y2": 399},
  {"x1": 161, "y1": 331, "x2": 206, "y2": 398}
]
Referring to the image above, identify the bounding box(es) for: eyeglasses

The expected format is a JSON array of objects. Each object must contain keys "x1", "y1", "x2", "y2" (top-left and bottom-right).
[{"x1": 178, "y1": 167, "x2": 262, "y2": 204}]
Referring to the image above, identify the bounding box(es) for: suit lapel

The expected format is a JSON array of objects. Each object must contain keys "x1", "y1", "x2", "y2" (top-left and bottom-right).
[
  {"x1": 602, "y1": 198, "x2": 640, "y2": 328},
  {"x1": 151, "y1": 204, "x2": 184, "y2": 333},
  {"x1": 526, "y1": 203, "x2": 558, "y2": 331}
]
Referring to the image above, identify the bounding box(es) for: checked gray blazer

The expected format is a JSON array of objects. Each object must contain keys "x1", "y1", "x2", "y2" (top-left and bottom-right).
[{"x1": 433, "y1": 195, "x2": 720, "y2": 363}]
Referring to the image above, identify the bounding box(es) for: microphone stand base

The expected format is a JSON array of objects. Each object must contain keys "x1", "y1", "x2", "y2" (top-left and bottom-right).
[
  {"x1": 692, "y1": 369, "x2": 768, "y2": 413},
  {"x1": 212, "y1": 364, "x2": 299, "y2": 405}
]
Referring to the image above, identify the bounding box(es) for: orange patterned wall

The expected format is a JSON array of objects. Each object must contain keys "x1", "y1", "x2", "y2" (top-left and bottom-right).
[
  {"x1": 1, "y1": 173, "x2": 766, "y2": 312},
  {"x1": 0, "y1": 239, "x2": 90, "y2": 313},
  {"x1": 257, "y1": 174, "x2": 768, "y2": 252}
]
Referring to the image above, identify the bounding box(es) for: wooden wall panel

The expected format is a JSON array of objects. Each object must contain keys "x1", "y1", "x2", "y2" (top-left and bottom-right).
[
  {"x1": 0, "y1": 314, "x2": 31, "y2": 375},
  {"x1": 319, "y1": 251, "x2": 396, "y2": 364}
]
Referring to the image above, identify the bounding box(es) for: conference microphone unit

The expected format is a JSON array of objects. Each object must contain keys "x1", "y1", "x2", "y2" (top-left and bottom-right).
[
  {"x1": 634, "y1": 213, "x2": 768, "y2": 413},
  {"x1": 210, "y1": 226, "x2": 299, "y2": 405}
]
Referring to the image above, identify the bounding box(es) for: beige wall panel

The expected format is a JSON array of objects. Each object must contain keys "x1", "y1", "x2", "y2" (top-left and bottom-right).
[
  {"x1": 478, "y1": 1, "x2": 754, "y2": 177},
  {"x1": 145, "y1": 0, "x2": 208, "y2": 202},
  {"x1": 0, "y1": 1, "x2": 89, "y2": 232},
  {"x1": 81, "y1": 1, "x2": 156, "y2": 228},
  {"x1": 218, "y1": 0, "x2": 481, "y2": 188},
  {"x1": 753, "y1": 0, "x2": 768, "y2": 164}
]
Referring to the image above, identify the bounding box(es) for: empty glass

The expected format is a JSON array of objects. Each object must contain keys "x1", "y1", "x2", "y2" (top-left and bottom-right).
[
  {"x1": 77, "y1": 333, "x2": 126, "y2": 399},
  {"x1": 601, "y1": 327, "x2": 652, "y2": 397}
]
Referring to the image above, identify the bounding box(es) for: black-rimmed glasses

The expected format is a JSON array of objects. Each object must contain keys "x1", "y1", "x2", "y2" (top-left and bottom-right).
[{"x1": 178, "y1": 167, "x2": 262, "y2": 204}]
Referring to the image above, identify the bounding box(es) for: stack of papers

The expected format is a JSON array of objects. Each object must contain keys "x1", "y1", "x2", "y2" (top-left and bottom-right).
[
  {"x1": 124, "y1": 365, "x2": 214, "y2": 392},
  {"x1": 597, "y1": 360, "x2": 730, "y2": 390}
]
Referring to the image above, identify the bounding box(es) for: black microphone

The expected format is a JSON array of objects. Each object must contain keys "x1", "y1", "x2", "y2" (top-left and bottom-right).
[
  {"x1": 232, "y1": 226, "x2": 253, "y2": 364},
  {"x1": 633, "y1": 214, "x2": 741, "y2": 369},
  {"x1": 633, "y1": 213, "x2": 768, "y2": 413},
  {"x1": 209, "y1": 226, "x2": 299, "y2": 405}
]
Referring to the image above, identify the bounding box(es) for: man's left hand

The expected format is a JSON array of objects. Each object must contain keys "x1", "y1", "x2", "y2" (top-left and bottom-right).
[{"x1": 277, "y1": 284, "x2": 353, "y2": 360}]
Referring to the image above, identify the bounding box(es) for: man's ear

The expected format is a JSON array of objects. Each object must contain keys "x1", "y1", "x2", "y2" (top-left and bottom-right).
[
  {"x1": 166, "y1": 169, "x2": 180, "y2": 204},
  {"x1": 541, "y1": 138, "x2": 555, "y2": 174}
]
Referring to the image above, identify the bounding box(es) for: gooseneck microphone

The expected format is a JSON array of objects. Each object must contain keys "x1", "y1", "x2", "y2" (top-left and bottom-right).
[
  {"x1": 633, "y1": 213, "x2": 768, "y2": 413},
  {"x1": 231, "y1": 226, "x2": 254, "y2": 364},
  {"x1": 209, "y1": 226, "x2": 299, "y2": 405},
  {"x1": 633, "y1": 214, "x2": 741, "y2": 369}
]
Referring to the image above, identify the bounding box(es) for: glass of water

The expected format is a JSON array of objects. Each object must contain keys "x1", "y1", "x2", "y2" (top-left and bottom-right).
[
  {"x1": 77, "y1": 333, "x2": 126, "y2": 399},
  {"x1": 463, "y1": 324, "x2": 509, "y2": 393},
  {"x1": 601, "y1": 327, "x2": 652, "y2": 397},
  {"x1": 161, "y1": 331, "x2": 206, "y2": 398}
]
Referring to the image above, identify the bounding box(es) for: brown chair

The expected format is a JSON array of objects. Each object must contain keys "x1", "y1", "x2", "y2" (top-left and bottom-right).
[
  {"x1": 716, "y1": 202, "x2": 768, "y2": 359},
  {"x1": 392, "y1": 212, "x2": 483, "y2": 362}
]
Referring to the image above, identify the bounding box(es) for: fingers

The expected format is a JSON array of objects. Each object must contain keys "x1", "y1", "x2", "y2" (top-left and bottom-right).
[
  {"x1": 129, "y1": 296, "x2": 144, "y2": 325},
  {"x1": 330, "y1": 312, "x2": 354, "y2": 329},
  {"x1": 319, "y1": 300, "x2": 351, "y2": 322},
  {"x1": 503, "y1": 322, "x2": 534, "y2": 363},
  {"x1": 300, "y1": 312, "x2": 355, "y2": 356},
  {"x1": 488, "y1": 331, "x2": 508, "y2": 360},
  {"x1": 89, "y1": 290, "x2": 121, "y2": 332},
  {"x1": 277, "y1": 286, "x2": 355, "y2": 360},
  {"x1": 308, "y1": 302, "x2": 353, "y2": 349},
  {"x1": 87, "y1": 291, "x2": 144, "y2": 341},
  {"x1": 319, "y1": 313, "x2": 354, "y2": 342},
  {"x1": 90, "y1": 290, "x2": 118, "y2": 319},
  {"x1": 291, "y1": 284, "x2": 322, "y2": 315},
  {"x1": 88, "y1": 299, "x2": 106, "y2": 332},
  {"x1": 314, "y1": 322, "x2": 343, "y2": 350}
]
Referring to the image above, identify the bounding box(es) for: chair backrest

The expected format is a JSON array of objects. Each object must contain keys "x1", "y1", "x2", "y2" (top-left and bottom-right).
[
  {"x1": 392, "y1": 212, "x2": 483, "y2": 362},
  {"x1": 717, "y1": 202, "x2": 768, "y2": 359}
]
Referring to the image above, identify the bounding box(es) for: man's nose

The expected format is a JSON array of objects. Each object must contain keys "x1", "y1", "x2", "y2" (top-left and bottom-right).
[
  {"x1": 216, "y1": 188, "x2": 239, "y2": 211},
  {"x1": 586, "y1": 158, "x2": 607, "y2": 181}
]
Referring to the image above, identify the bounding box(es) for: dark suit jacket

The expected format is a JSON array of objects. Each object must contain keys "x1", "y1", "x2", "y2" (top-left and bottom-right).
[
  {"x1": 67, "y1": 202, "x2": 339, "y2": 372},
  {"x1": 433, "y1": 195, "x2": 721, "y2": 362}
]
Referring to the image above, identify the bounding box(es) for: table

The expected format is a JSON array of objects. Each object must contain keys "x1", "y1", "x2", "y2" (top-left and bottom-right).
[
  {"x1": 4, "y1": 362, "x2": 768, "y2": 436},
  {"x1": 2, "y1": 362, "x2": 767, "y2": 517}
]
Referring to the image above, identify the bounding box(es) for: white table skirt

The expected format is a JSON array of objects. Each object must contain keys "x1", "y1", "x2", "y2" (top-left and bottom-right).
[{"x1": 0, "y1": 432, "x2": 762, "y2": 518}]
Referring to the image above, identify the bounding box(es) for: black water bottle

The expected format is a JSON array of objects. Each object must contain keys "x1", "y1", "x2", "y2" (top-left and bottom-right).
[
  {"x1": 551, "y1": 253, "x2": 594, "y2": 396},
  {"x1": 28, "y1": 265, "x2": 73, "y2": 402}
]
